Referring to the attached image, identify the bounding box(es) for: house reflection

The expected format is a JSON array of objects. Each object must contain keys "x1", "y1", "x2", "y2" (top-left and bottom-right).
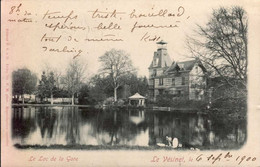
[
  {"x1": 148, "y1": 111, "x2": 246, "y2": 149},
  {"x1": 148, "y1": 112, "x2": 207, "y2": 147}
]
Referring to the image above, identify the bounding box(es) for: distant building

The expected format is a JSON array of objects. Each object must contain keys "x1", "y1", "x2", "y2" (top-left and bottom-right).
[{"x1": 148, "y1": 41, "x2": 207, "y2": 101}]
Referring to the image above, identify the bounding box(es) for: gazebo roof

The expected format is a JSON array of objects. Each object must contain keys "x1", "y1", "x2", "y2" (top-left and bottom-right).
[{"x1": 129, "y1": 93, "x2": 146, "y2": 99}]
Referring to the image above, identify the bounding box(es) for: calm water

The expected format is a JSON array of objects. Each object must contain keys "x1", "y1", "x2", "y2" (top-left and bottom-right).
[{"x1": 12, "y1": 106, "x2": 246, "y2": 149}]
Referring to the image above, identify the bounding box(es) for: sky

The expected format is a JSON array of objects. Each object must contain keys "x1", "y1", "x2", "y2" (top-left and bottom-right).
[{"x1": 5, "y1": 0, "x2": 250, "y2": 79}]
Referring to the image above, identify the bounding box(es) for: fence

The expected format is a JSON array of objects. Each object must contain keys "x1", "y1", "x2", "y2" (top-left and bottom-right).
[{"x1": 34, "y1": 97, "x2": 78, "y2": 104}]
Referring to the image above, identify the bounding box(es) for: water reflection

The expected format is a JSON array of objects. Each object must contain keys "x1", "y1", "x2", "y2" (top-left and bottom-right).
[{"x1": 12, "y1": 106, "x2": 246, "y2": 149}]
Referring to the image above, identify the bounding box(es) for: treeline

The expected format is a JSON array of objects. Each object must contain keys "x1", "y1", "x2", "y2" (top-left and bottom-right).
[
  {"x1": 12, "y1": 49, "x2": 149, "y2": 105},
  {"x1": 78, "y1": 74, "x2": 148, "y2": 105}
]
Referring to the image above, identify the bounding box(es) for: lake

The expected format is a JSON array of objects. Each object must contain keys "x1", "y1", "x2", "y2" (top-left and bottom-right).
[{"x1": 12, "y1": 106, "x2": 246, "y2": 150}]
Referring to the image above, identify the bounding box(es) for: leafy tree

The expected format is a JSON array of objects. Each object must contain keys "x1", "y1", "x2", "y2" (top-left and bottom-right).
[
  {"x1": 87, "y1": 74, "x2": 113, "y2": 104},
  {"x1": 156, "y1": 93, "x2": 175, "y2": 107},
  {"x1": 78, "y1": 84, "x2": 91, "y2": 105},
  {"x1": 54, "y1": 88, "x2": 70, "y2": 98},
  {"x1": 64, "y1": 58, "x2": 86, "y2": 105},
  {"x1": 12, "y1": 68, "x2": 37, "y2": 104},
  {"x1": 38, "y1": 71, "x2": 48, "y2": 102},
  {"x1": 38, "y1": 71, "x2": 56, "y2": 104},
  {"x1": 186, "y1": 6, "x2": 247, "y2": 96},
  {"x1": 98, "y1": 49, "x2": 135, "y2": 102},
  {"x1": 85, "y1": 74, "x2": 148, "y2": 104},
  {"x1": 48, "y1": 72, "x2": 56, "y2": 104},
  {"x1": 128, "y1": 75, "x2": 149, "y2": 96}
]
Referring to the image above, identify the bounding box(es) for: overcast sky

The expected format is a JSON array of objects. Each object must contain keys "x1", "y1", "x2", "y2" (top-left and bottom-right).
[{"x1": 6, "y1": 0, "x2": 250, "y2": 79}]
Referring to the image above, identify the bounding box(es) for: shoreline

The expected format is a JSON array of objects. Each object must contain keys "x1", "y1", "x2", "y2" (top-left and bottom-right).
[
  {"x1": 11, "y1": 103, "x2": 203, "y2": 113},
  {"x1": 12, "y1": 103, "x2": 93, "y2": 107}
]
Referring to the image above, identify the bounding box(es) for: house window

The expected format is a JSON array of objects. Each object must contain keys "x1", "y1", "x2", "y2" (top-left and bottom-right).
[
  {"x1": 195, "y1": 66, "x2": 198, "y2": 73},
  {"x1": 153, "y1": 69, "x2": 157, "y2": 77},
  {"x1": 179, "y1": 64, "x2": 184, "y2": 70},
  {"x1": 182, "y1": 77, "x2": 185, "y2": 85},
  {"x1": 177, "y1": 90, "x2": 181, "y2": 96},
  {"x1": 153, "y1": 58, "x2": 159, "y2": 67},
  {"x1": 172, "y1": 78, "x2": 175, "y2": 86},
  {"x1": 149, "y1": 79, "x2": 154, "y2": 85},
  {"x1": 159, "y1": 78, "x2": 163, "y2": 85}
]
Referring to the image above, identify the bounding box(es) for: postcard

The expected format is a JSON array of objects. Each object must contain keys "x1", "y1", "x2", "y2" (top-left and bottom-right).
[{"x1": 1, "y1": 0, "x2": 260, "y2": 166}]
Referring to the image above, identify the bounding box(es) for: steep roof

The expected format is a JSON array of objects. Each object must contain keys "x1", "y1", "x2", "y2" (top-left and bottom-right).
[
  {"x1": 178, "y1": 60, "x2": 197, "y2": 71},
  {"x1": 163, "y1": 53, "x2": 172, "y2": 67},
  {"x1": 166, "y1": 60, "x2": 196, "y2": 73},
  {"x1": 148, "y1": 55, "x2": 172, "y2": 69},
  {"x1": 149, "y1": 48, "x2": 172, "y2": 69},
  {"x1": 165, "y1": 61, "x2": 179, "y2": 73},
  {"x1": 165, "y1": 59, "x2": 207, "y2": 73}
]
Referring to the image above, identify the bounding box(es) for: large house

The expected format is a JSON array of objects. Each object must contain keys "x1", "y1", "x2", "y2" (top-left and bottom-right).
[{"x1": 148, "y1": 41, "x2": 207, "y2": 101}]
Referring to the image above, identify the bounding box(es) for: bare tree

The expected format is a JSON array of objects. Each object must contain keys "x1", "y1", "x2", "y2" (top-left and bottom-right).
[
  {"x1": 64, "y1": 58, "x2": 87, "y2": 105},
  {"x1": 186, "y1": 6, "x2": 247, "y2": 93},
  {"x1": 41, "y1": 63, "x2": 63, "y2": 89},
  {"x1": 99, "y1": 49, "x2": 135, "y2": 102}
]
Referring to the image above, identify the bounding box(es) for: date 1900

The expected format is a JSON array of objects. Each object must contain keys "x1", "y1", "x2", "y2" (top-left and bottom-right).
[{"x1": 196, "y1": 152, "x2": 257, "y2": 165}]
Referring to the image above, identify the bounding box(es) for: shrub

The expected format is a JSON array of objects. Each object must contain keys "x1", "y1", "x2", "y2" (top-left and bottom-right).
[{"x1": 155, "y1": 94, "x2": 207, "y2": 108}]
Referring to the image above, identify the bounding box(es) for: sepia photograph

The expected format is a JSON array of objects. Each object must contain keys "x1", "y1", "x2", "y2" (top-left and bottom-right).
[{"x1": 1, "y1": 0, "x2": 260, "y2": 166}]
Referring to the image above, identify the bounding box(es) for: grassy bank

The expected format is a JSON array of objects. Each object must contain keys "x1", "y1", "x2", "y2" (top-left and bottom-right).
[
  {"x1": 14, "y1": 143, "x2": 242, "y2": 150},
  {"x1": 14, "y1": 144, "x2": 182, "y2": 150}
]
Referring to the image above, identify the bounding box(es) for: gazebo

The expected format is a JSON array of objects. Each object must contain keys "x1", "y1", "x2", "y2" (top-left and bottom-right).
[{"x1": 128, "y1": 93, "x2": 146, "y2": 106}]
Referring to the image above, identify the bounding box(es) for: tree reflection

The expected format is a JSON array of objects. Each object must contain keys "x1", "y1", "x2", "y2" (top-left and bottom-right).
[
  {"x1": 209, "y1": 112, "x2": 246, "y2": 148},
  {"x1": 36, "y1": 107, "x2": 57, "y2": 138},
  {"x1": 65, "y1": 107, "x2": 81, "y2": 144},
  {"x1": 93, "y1": 108, "x2": 149, "y2": 146},
  {"x1": 12, "y1": 107, "x2": 246, "y2": 149},
  {"x1": 35, "y1": 107, "x2": 81, "y2": 145},
  {"x1": 12, "y1": 106, "x2": 37, "y2": 140}
]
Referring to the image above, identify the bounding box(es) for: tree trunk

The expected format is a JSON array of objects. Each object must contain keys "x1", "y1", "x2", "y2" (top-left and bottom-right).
[
  {"x1": 14, "y1": 95, "x2": 19, "y2": 104},
  {"x1": 235, "y1": 124, "x2": 239, "y2": 143},
  {"x1": 51, "y1": 93, "x2": 53, "y2": 105},
  {"x1": 22, "y1": 94, "x2": 24, "y2": 104},
  {"x1": 72, "y1": 93, "x2": 74, "y2": 105},
  {"x1": 113, "y1": 111, "x2": 117, "y2": 125},
  {"x1": 114, "y1": 87, "x2": 117, "y2": 102}
]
